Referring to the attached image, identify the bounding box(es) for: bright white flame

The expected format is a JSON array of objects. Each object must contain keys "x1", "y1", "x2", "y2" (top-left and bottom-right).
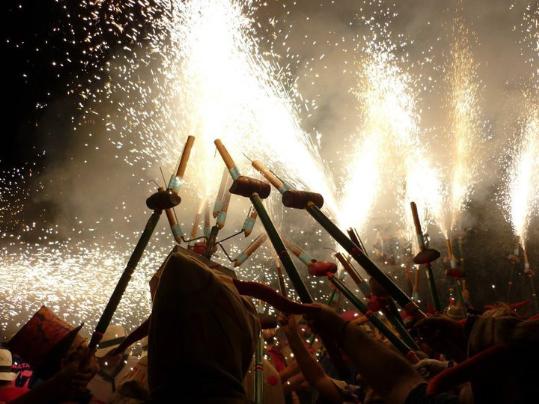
[
  {"x1": 172, "y1": 0, "x2": 337, "y2": 211},
  {"x1": 507, "y1": 113, "x2": 539, "y2": 243},
  {"x1": 339, "y1": 45, "x2": 442, "y2": 243}
]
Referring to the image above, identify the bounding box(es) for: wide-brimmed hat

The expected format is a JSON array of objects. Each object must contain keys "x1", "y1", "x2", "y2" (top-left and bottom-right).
[
  {"x1": 0, "y1": 349, "x2": 16, "y2": 382},
  {"x1": 7, "y1": 306, "x2": 83, "y2": 379},
  {"x1": 95, "y1": 324, "x2": 127, "y2": 358}
]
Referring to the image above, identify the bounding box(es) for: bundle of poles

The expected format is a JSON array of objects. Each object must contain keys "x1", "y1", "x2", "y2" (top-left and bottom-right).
[{"x1": 87, "y1": 136, "x2": 537, "y2": 402}]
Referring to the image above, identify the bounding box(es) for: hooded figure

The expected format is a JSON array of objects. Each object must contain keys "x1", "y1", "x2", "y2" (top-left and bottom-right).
[{"x1": 148, "y1": 251, "x2": 260, "y2": 403}]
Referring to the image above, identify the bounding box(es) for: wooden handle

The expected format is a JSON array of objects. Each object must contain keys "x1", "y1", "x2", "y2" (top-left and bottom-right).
[
  {"x1": 214, "y1": 139, "x2": 236, "y2": 170},
  {"x1": 176, "y1": 136, "x2": 195, "y2": 178},
  {"x1": 252, "y1": 160, "x2": 284, "y2": 190}
]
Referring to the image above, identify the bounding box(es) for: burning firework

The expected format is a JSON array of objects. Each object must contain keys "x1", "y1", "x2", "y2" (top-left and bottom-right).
[
  {"x1": 437, "y1": 14, "x2": 482, "y2": 239},
  {"x1": 505, "y1": 111, "x2": 539, "y2": 250},
  {"x1": 339, "y1": 38, "x2": 443, "y2": 247}
]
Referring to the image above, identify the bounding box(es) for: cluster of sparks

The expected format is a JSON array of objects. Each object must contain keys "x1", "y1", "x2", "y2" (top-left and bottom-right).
[
  {"x1": 505, "y1": 112, "x2": 539, "y2": 246},
  {"x1": 503, "y1": 2, "x2": 539, "y2": 251},
  {"x1": 1, "y1": 0, "x2": 538, "y2": 333},
  {"x1": 439, "y1": 15, "x2": 482, "y2": 239}
]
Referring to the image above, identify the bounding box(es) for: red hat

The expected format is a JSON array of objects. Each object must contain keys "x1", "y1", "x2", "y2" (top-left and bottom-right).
[{"x1": 8, "y1": 306, "x2": 83, "y2": 379}]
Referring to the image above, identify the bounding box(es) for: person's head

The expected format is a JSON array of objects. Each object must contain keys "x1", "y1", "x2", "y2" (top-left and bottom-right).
[
  {"x1": 148, "y1": 251, "x2": 260, "y2": 402},
  {"x1": 8, "y1": 306, "x2": 84, "y2": 380},
  {"x1": 467, "y1": 308, "x2": 519, "y2": 357},
  {"x1": 414, "y1": 316, "x2": 467, "y2": 362},
  {"x1": 0, "y1": 349, "x2": 16, "y2": 387}
]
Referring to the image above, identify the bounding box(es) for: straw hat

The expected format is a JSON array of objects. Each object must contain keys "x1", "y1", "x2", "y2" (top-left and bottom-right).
[
  {"x1": 7, "y1": 306, "x2": 83, "y2": 379},
  {"x1": 95, "y1": 325, "x2": 127, "y2": 358},
  {"x1": 0, "y1": 349, "x2": 16, "y2": 382}
]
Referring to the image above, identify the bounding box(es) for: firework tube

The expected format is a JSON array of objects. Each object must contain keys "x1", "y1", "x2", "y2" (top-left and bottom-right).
[
  {"x1": 507, "y1": 239, "x2": 520, "y2": 301},
  {"x1": 254, "y1": 334, "x2": 264, "y2": 404},
  {"x1": 203, "y1": 203, "x2": 211, "y2": 238},
  {"x1": 168, "y1": 135, "x2": 195, "y2": 192},
  {"x1": 215, "y1": 139, "x2": 241, "y2": 180},
  {"x1": 190, "y1": 205, "x2": 202, "y2": 240},
  {"x1": 242, "y1": 208, "x2": 258, "y2": 237},
  {"x1": 313, "y1": 259, "x2": 419, "y2": 355},
  {"x1": 283, "y1": 238, "x2": 315, "y2": 266},
  {"x1": 216, "y1": 191, "x2": 232, "y2": 229},
  {"x1": 165, "y1": 208, "x2": 185, "y2": 243},
  {"x1": 410, "y1": 202, "x2": 442, "y2": 312},
  {"x1": 523, "y1": 247, "x2": 539, "y2": 312},
  {"x1": 271, "y1": 251, "x2": 287, "y2": 297},
  {"x1": 412, "y1": 267, "x2": 420, "y2": 302},
  {"x1": 88, "y1": 188, "x2": 180, "y2": 353},
  {"x1": 328, "y1": 275, "x2": 417, "y2": 361},
  {"x1": 251, "y1": 160, "x2": 289, "y2": 193},
  {"x1": 347, "y1": 228, "x2": 367, "y2": 255},
  {"x1": 251, "y1": 160, "x2": 424, "y2": 318},
  {"x1": 445, "y1": 237, "x2": 462, "y2": 277},
  {"x1": 304, "y1": 200, "x2": 425, "y2": 318},
  {"x1": 213, "y1": 168, "x2": 229, "y2": 217},
  {"x1": 234, "y1": 234, "x2": 268, "y2": 267},
  {"x1": 335, "y1": 252, "x2": 371, "y2": 297},
  {"x1": 214, "y1": 139, "x2": 312, "y2": 303}
]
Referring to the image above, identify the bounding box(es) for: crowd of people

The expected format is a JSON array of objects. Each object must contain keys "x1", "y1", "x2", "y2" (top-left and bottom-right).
[{"x1": 0, "y1": 247, "x2": 538, "y2": 403}]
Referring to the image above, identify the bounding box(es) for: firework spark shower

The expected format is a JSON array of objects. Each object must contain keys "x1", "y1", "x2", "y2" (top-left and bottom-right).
[{"x1": 2, "y1": 0, "x2": 539, "y2": 338}]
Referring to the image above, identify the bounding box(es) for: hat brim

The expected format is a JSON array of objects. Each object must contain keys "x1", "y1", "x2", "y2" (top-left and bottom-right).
[{"x1": 0, "y1": 371, "x2": 17, "y2": 382}]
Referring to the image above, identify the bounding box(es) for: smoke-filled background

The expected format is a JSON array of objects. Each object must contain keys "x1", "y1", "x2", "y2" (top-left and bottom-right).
[{"x1": 1, "y1": 0, "x2": 538, "y2": 336}]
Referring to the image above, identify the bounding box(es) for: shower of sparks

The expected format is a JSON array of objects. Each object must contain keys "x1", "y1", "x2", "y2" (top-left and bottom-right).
[
  {"x1": 1, "y1": 0, "x2": 342, "y2": 334},
  {"x1": 169, "y1": 0, "x2": 337, "y2": 210},
  {"x1": 438, "y1": 15, "x2": 482, "y2": 237},
  {"x1": 339, "y1": 38, "x2": 443, "y2": 246},
  {"x1": 504, "y1": 111, "x2": 539, "y2": 246}
]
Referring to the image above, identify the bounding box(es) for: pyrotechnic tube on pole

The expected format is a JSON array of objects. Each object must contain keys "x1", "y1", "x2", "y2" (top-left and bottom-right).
[
  {"x1": 165, "y1": 208, "x2": 185, "y2": 243},
  {"x1": 242, "y1": 208, "x2": 258, "y2": 237},
  {"x1": 271, "y1": 252, "x2": 287, "y2": 297},
  {"x1": 216, "y1": 191, "x2": 232, "y2": 229},
  {"x1": 213, "y1": 168, "x2": 230, "y2": 217},
  {"x1": 234, "y1": 234, "x2": 268, "y2": 267},
  {"x1": 410, "y1": 201, "x2": 442, "y2": 312},
  {"x1": 334, "y1": 252, "x2": 370, "y2": 297},
  {"x1": 164, "y1": 136, "x2": 195, "y2": 243},
  {"x1": 168, "y1": 135, "x2": 195, "y2": 193},
  {"x1": 88, "y1": 187, "x2": 181, "y2": 354},
  {"x1": 214, "y1": 139, "x2": 312, "y2": 303},
  {"x1": 523, "y1": 247, "x2": 539, "y2": 312},
  {"x1": 203, "y1": 202, "x2": 211, "y2": 238},
  {"x1": 251, "y1": 160, "x2": 289, "y2": 193},
  {"x1": 251, "y1": 158, "x2": 424, "y2": 319},
  {"x1": 328, "y1": 275, "x2": 417, "y2": 361},
  {"x1": 506, "y1": 238, "x2": 520, "y2": 302},
  {"x1": 190, "y1": 202, "x2": 203, "y2": 241},
  {"x1": 283, "y1": 238, "x2": 315, "y2": 266}
]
